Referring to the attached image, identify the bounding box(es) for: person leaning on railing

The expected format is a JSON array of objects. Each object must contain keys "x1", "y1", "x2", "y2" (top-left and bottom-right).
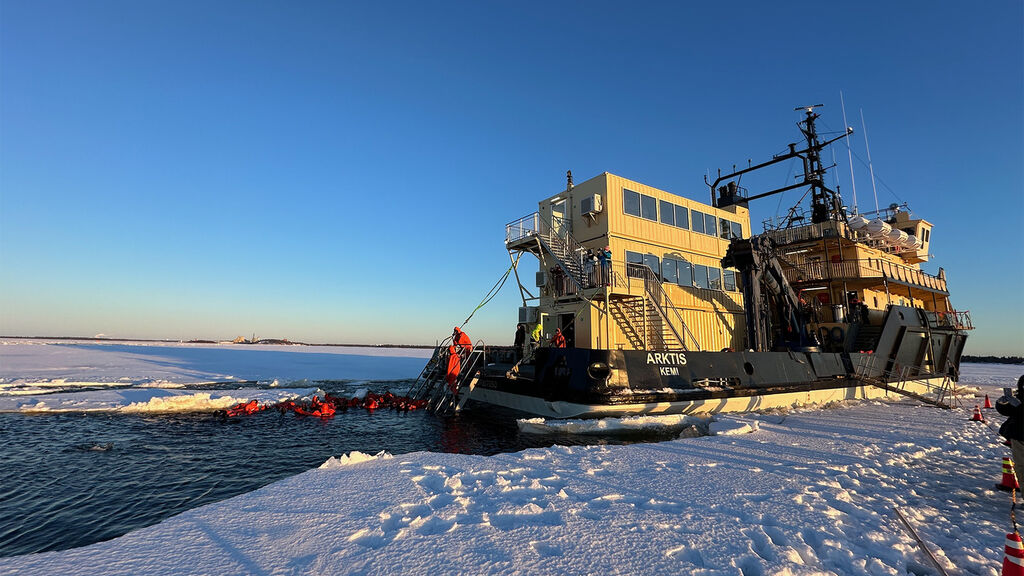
[{"x1": 997, "y1": 375, "x2": 1024, "y2": 488}]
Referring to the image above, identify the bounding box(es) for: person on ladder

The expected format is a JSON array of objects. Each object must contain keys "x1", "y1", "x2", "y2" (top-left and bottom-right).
[{"x1": 452, "y1": 327, "x2": 472, "y2": 356}]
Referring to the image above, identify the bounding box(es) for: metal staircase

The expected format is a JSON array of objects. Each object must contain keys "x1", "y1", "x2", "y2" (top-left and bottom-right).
[
  {"x1": 409, "y1": 343, "x2": 485, "y2": 415},
  {"x1": 506, "y1": 211, "x2": 698, "y2": 352},
  {"x1": 852, "y1": 355, "x2": 956, "y2": 409}
]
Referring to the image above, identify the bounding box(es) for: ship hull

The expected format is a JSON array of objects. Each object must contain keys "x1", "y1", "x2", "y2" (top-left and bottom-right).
[{"x1": 464, "y1": 305, "x2": 966, "y2": 418}]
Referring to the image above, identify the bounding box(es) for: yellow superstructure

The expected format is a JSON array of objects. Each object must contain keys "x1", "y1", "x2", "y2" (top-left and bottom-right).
[
  {"x1": 506, "y1": 171, "x2": 959, "y2": 354},
  {"x1": 511, "y1": 172, "x2": 751, "y2": 352}
]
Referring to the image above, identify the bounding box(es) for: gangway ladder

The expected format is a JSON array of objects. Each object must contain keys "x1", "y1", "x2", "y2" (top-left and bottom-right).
[
  {"x1": 409, "y1": 344, "x2": 484, "y2": 415},
  {"x1": 853, "y1": 355, "x2": 954, "y2": 409}
]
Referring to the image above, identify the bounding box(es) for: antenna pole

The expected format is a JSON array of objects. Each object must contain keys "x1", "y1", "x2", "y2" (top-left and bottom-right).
[
  {"x1": 840, "y1": 91, "x2": 858, "y2": 213},
  {"x1": 860, "y1": 109, "x2": 880, "y2": 213}
]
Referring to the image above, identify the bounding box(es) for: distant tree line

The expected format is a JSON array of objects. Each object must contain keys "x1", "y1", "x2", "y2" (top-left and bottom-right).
[{"x1": 962, "y1": 355, "x2": 1024, "y2": 365}]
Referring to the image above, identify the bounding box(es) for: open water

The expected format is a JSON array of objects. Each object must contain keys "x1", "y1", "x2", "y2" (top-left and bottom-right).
[{"x1": 0, "y1": 378, "x2": 673, "y2": 558}]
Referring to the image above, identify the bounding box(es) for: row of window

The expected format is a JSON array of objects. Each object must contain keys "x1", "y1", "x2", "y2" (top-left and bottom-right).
[
  {"x1": 623, "y1": 188, "x2": 743, "y2": 240},
  {"x1": 625, "y1": 251, "x2": 739, "y2": 292}
]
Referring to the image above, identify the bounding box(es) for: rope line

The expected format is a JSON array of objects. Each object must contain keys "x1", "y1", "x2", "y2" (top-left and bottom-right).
[{"x1": 460, "y1": 264, "x2": 514, "y2": 329}]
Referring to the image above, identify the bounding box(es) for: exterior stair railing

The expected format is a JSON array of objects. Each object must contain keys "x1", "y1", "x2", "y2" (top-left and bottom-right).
[
  {"x1": 409, "y1": 339, "x2": 484, "y2": 415},
  {"x1": 625, "y1": 263, "x2": 700, "y2": 351},
  {"x1": 507, "y1": 212, "x2": 592, "y2": 302},
  {"x1": 506, "y1": 211, "x2": 699, "y2": 352}
]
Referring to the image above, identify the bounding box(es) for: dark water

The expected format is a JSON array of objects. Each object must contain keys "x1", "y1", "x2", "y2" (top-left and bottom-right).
[{"x1": 0, "y1": 379, "x2": 671, "y2": 558}]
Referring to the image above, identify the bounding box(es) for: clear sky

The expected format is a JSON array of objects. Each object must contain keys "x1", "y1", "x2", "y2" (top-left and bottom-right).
[{"x1": 1, "y1": 1, "x2": 1021, "y2": 355}]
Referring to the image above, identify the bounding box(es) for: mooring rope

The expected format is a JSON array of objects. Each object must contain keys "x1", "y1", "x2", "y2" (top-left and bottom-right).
[{"x1": 460, "y1": 263, "x2": 514, "y2": 329}]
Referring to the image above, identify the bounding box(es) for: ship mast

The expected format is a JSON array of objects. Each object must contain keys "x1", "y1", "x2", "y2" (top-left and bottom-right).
[{"x1": 707, "y1": 105, "x2": 853, "y2": 228}]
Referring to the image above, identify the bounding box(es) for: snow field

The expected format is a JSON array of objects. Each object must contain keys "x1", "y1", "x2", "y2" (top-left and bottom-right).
[
  {"x1": 1, "y1": 396, "x2": 1017, "y2": 575},
  {"x1": 0, "y1": 341, "x2": 1019, "y2": 574}
]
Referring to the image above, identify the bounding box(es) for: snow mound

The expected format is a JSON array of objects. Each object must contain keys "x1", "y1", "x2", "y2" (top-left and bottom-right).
[
  {"x1": 320, "y1": 450, "x2": 394, "y2": 469},
  {"x1": 518, "y1": 413, "x2": 710, "y2": 435}
]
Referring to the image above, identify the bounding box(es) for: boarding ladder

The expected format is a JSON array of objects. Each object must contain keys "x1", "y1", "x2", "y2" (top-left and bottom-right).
[
  {"x1": 852, "y1": 355, "x2": 956, "y2": 409},
  {"x1": 408, "y1": 341, "x2": 485, "y2": 415}
]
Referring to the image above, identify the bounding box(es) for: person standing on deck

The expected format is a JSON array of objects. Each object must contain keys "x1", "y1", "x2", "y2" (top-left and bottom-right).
[
  {"x1": 530, "y1": 322, "x2": 542, "y2": 352},
  {"x1": 997, "y1": 375, "x2": 1024, "y2": 488},
  {"x1": 513, "y1": 324, "x2": 526, "y2": 361},
  {"x1": 551, "y1": 328, "x2": 566, "y2": 348}
]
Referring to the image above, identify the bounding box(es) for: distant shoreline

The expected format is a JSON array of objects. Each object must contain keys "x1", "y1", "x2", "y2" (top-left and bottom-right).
[
  {"x1": 2, "y1": 337, "x2": 1019, "y2": 362},
  {"x1": 0, "y1": 335, "x2": 435, "y2": 350}
]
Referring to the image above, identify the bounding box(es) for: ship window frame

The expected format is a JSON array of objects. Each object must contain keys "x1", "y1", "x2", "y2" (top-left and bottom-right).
[
  {"x1": 676, "y1": 258, "x2": 693, "y2": 287},
  {"x1": 643, "y1": 253, "x2": 661, "y2": 277},
  {"x1": 730, "y1": 221, "x2": 743, "y2": 240},
  {"x1": 623, "y1": 189, "x2": 641, "y2": 217},
  {"x1": 704, "y1": 213, "x2": 718, "y2": 237},
  {"x1": 709, "y1": 267, "x2": 723, "y2": 290},
  {"x1": 662, "y1": 258, "x2": 678, "y2": 284},
  {"x1": 723, "y1": 269, "x2": 737, "y2": 291},
  {"x1": 694, "y1": 264, "x2": 710, "y2": 289},
  {"x1": 691, "y1": 210, "x2": 706, "y2": 234},
  {"x1": 675, "y1": 205, "x2": 689, "y2": 229},
  {"x1": 640, "y1": 195, "x2": 658, "y2": 221},
  {"x1": 660, "y1": 200, "x2": 675, "y2": 227}
]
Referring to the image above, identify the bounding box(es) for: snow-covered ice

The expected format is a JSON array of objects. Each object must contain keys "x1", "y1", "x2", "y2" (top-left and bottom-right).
[
  {"x1": 0, "y1": 386, "x2": 320, "y2": 413},
  {"x1": 0, "y1": 341, "x2": 1021, "y2": 575}
]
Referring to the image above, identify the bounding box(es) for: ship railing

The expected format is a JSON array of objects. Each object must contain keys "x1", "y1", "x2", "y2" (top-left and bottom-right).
[
  {"x1": 760, "y1": 221, "x2": 844, "y2": 244},
  {"x1": 934, "y1": 310, "x2": 973, "y2": 331},
  {"x1": 780, "y1": 258, "x2": 947, "y2": 292},
  {"x1": 623, "y1": 262, "x2": 700, "y2": 351},
  {"x1": 506, "y1": 212, "x2": 541, "y2": 245}
]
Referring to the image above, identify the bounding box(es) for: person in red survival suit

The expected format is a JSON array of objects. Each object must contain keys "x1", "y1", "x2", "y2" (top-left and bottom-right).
[
  {"x1": 551, "y1": 328, "x2": 566, "y2": 348},
  {"x1": 452, "y1": 327, "x2": 472, "y2": 355},
  {"x1": 445, "y1": 345, "x2": 461, "y2": 392}
]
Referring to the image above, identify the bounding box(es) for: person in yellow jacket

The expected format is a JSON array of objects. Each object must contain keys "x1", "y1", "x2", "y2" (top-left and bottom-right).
[{"x1": 530, "y1": 323, "x2": 542, "y2": 351}]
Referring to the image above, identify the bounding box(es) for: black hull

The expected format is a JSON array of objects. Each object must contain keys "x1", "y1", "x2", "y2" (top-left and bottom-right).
[{"x1": 471, "y1": 305, "x2": 967, "y2": 417}]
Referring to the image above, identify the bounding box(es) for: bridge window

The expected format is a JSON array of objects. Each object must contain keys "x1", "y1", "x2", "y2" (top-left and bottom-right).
[
  {"x1": 709, "y1": 267, "x2": 722, "y2": 290},
  {"x1": 704, "y1": 213, "x2": 718, "y2": 237},
  {"x1": 723, "y1": 269, "x2": 737, "y2": 291},
  {"x1": 730, "y1": 221, "x2": 743, "y2": 239},
  {"x1": 694, "y1": 264, "x2": 710, "y2": 289},
  {"x1": 624, "y1": 189, "x2": 640, "y2": 217},
  {"x1": 677, "y1": 259, "x2": 693, "y2": 287},
  {"x1": 662, "y1": 259, "x2": 678, "y2": 284},
  {"x1": 675, "y1": 205, "x2": 689, "y2": 229},
  {"x1": 691, "y1": 210, "x2": 706, "y2": 234},
  {"x1": 643, "y1": 254, "x2": 661, "y2": 276},
  {"x1": 660, "y1": 200, "x2": 675, "y2": 226},
  {"x1": 640, "y1": 195, "x2": 658, "y2": 221}
]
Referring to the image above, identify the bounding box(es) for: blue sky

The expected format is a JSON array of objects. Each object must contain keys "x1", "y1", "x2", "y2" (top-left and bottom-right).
[{"x1": 1, "y1": 1, "x2": 1021, "y2": 355}]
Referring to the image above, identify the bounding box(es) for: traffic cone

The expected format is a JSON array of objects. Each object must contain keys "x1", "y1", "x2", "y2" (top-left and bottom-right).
[
  {"x1": 985, "y1": 394, "x2": 994, "y2": 409},
  {"x1": 1003, "y1": 532, "x2": 1024, "y2": 576},
  {"x1": 997, "y1": 458, "x2": 1021, "y2": 492},
  {"x1": 971, "y1": 405, "x2": 986, "y2": 422}
]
